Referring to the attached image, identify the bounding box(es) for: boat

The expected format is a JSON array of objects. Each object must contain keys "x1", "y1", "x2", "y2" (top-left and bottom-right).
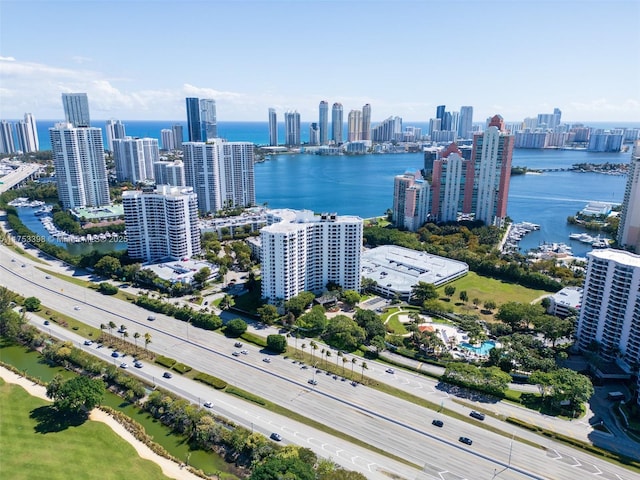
[
  {"x1": 569, "y1": 232, "x2": 595, "y2": 243},
  {"x1": 592, "y1": 235, "x2": 611, "y2": 248}
]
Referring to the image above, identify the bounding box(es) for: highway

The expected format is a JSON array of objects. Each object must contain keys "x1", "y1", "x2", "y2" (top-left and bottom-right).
[{"x1": 1, "y1": 248, "x2": 638, "y2": 480}]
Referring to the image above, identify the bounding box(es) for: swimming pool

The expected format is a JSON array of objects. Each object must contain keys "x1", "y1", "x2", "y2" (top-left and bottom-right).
[{"x1": 459, "y1": 340, "x2": 496, "y2": 355}]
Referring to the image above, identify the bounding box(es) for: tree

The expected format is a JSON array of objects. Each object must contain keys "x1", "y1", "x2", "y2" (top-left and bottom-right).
[
  {"x1": 472, "y1": 297, "x2": 481, "y2": 308},
  {"x1": 295, "y1": 305, "x2": 327, "y2": 336},
  {"x1": 94, "y1": 255, "x2": 121, "y2": 278},
  {"x1": 323, "y1": 314, "x2": 365, "y2": 351},
  {"x1": 350, "y1": 358, "x2": 357, "y2": 378},
  {"x1": 483, "y1": 299, "x2": 497, "y2": 311},
  {"x1": 225, "y1": 318, "x2": 248, "y2": 337},
  {"x1": 360, "y1": 361, "x2": 368, "y2": 381},
  {"x1": 192, "y1": 267, "x2": 211, "y2": 287},
  {"x1": 285, "y1": 291, "x2": 315, "y2": 318},
  {"x1": 411, "y1": 281, "x2": 438, "y2": 305},
  {"x1": 459, "y1": 290, "x2": 468, "y2": 303},
  {"x1": 532, "y1": 315, "x2": 574, "y2": 347},
  {"x1": 46, "y1": 375, "x2": 105, "y2": 416},
  {"x1": 341, "y1": 290, "x2": 361, "y2": 309},
  {"x1": 444, "y1": 285, "x2": 456, "y2": 298},
  {"x1": 108, "y1": 321, "x2": 116, "y2": 335},
  {"x1": 23, "y1": 296, "x2": 41, "y2": 312},
  {"x1": 220, "y1": 294, "x2": 235, "y2": 311},
  {"x1": 133, "y1": 331, "x2": 140, "y2": 348},
  {"x1": 497, "y1": 302, "x2": 544, "y2": 331},
  {"x1": 144, "y1": 332, "x2": 152, "y2": 350},
  {"x1": 266, "y1": 334, "x2": 287, "y2": 353},
  {"x1": 257, "y1": 304, "x2": 279, "y2": 325}
]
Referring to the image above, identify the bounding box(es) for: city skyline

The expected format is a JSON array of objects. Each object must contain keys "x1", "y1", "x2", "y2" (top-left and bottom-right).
[{"x1": 1, "y1": 1, "x2": 638, "y2": 123}]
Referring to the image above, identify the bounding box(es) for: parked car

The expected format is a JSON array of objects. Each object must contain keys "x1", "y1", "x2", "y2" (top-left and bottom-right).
[
  {"x1": 270, "y1": 432, "x2": 282, "y2": 441},
  {"x1": 163, "y1": 372, "x2": 173, "y2": 378},
  {"x1": 459, "y1": 436, "x2": 473, "y2": 445},
  {"x1": 431, "y1": 419, "x2": 444, "y2": 428},
  {"x1": 469, "y1": 411, "x2": 485, "y2": 421}
]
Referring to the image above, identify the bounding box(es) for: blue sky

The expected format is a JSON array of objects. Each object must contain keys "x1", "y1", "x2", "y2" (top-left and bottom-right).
[{"x1": 1, "y1": 0, "x2": 639, "y2": 123}]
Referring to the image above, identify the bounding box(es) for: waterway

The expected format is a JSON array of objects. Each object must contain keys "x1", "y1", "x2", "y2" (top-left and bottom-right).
[{"x1": 15, "y1": 147, "x2": 630, "y2": 258}]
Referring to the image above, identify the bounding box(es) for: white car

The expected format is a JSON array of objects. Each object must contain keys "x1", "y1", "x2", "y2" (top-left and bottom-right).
[
  {"x1": 83, "y1": 340, "x2": 93, "y2": 346},
  {"x1": 74, "y1": 305, "x2": 80, "y2": 310},
  {"x1": 386, "y1": 368, "x2": 395, "y2": 374},
  {"x1": 262, "y1": 357, "x2": 271, "y2": 363},
  {"x1": 240, "y1": 350, "x2": 248, "y2": 355},
  {"x1": 119, "y1": 363, "x2": 128, "y2": 369},
  {"x1": 232, "y1": 351, "x2": 240, "y2": 357},
  {"x1": 203, "y1": 401, "x2": 213, "y2": 408}
]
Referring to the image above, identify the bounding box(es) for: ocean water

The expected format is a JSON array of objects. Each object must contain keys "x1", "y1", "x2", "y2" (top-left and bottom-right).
[{"x1": 20, "y1": 120, "x2": 639, "y2": 257}]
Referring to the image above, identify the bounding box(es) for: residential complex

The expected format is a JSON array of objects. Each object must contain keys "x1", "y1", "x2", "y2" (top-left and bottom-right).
[
  {"x1": 268, "y1": 108, "x2": 278, "y2": 146},
  {"x1": 182, "y1": 139, "x2": 255, "y2": 214},
  {"x1": 112, "y1": 137, "x2": 159, "y2": 183},
  {"x1": 49, "y1": 123, "x2": 110, "y2": 210},
  {"x1": 105, "y1": 119, "x2": 126, "y2": 152},
  {"x1": 284, "y1": 111, "x2": 301, "y2": 146},
  {"x1": 62, "y1": 93, "x2": 91, "y2": 128},
  {"x1": 259, "y1": 209, "x2": 363, "y2": 303},
  {"x1": 392, "y1": 171, "x2": 430, "y2": 231},
  {"x1": 153, "y1": 160, "x2": 186, "y2": 187},
  {"x1": 319, "y1": 101, "x2": 329, "y2": 145},
  {"x1": 0, "y1": 120, "x2": 16, "y2": 154},
  {"x1": 123, "y1": 184, "x2": 200, "y2": 262},
  {"x1": 331, "y1": 103, "x2": 343, "y2": 145},
  {"x1": 617, "y1": 140, "x2": 640, "y2": 252},
  {"x1": 186, "y1": 97, "x2": 217, "y2": 142},
  {"x1": 575, "y1": 249, "x2": 640, "y2": 374}
]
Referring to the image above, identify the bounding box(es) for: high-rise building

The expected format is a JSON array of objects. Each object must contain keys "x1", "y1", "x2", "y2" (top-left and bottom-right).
[
  {"x1": 15, "y1": 113, "x2": 39, "y2": 153},
  {"x1": 199, "y1": 98, "x2": 217, "y2": 140},
  {"x1": 260, "y1": 209, "x2": 363, "y2": 303},
  {"x1": 186, "y1": 97, "x2": 202, "y2": 142},
  {"x1": 575, "y1": 249, "x2": 640, "y2": 371},
  {"x1": 331, "y1": 103, "x2": 343, "y2": 145},
  {"x1": 309, "y1": 123, "x2": 319, "y2": 146},
  {"x1": 172, "y1": 124, "x2": 184, "y2": 151},
  {"x1": 436, "y1": 105, "x2": 446, "y2": 128},
  {"x1": 105, "y1": 119, "x2": 126, "y2": 151},
  {"x1": 392, "y1": 171, "x2": 430, "y2": 231},
  {"x1": 154, "y1": 160, "x2": 186, "y2": 187},
  {"x1": 431, "y1": 143, "x2": 474, "y2": 222},
  {"x1": 182, "y1": 139, "x2": 255, "y2": 214},
  {"x1": 361, "y1": 104, "x2": 371, "y2": 141},
  {"x1": 0, "y1": 120, "x2": 16, "y2": 154},
  {"x1": 49, "y1": 123, "x2": 109, "y2": 210},
  {"x1": 113, "y1": 137, "x2": 159, "y2": 183},
  {"x1": 371, "y1": 116, "x2": 403, "y2": 142},
  {"x1": 319, "y1": 101, "x2": 329, "y2": 145},
  {"x1": 471, "y1": 115, "x2": 514, "y2": 226},
  {"x1": 284, "y1": 111, "x2": 300, "y2": 146},
  {"x1": 62, "y1": 93, "x2": 91, "y2": 128},
  {"x1": 161, "y1": 129, "x2": 175, "y2": 151},
  {"x1": 123, "y1": 185, "x2": 200, "y2": 262},
  {"x1": 618, "y1": 141, "x2": 640, "y2": 252},
  {"x1": 347, "y1": 110, "x2": 362, "y2": 142},
  {"x1": 268, "y1": 108, "x2": 278, "y2": 146},
  {"x1": 458, "y1": 106, "x2": 473, "y2": 138}
]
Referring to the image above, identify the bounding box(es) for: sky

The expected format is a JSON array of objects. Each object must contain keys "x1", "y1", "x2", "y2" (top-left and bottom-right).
[{"x1": 1, "y1": 0, "x2": 639, "y2": 123}]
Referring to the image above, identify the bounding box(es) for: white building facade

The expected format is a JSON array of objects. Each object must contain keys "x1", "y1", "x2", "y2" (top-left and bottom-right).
[
  {"x1": 576, "y1": 249, "x2": 640, "y2": 371},
  {"x1": 182, "y1": 139, "x2": 255, "y2": 214},
  {"x1": 154, "y1": 160, "x2": 186, "y2": 187},
  {"x1": 260, "y1": 210, "x2": 363, "y2": 303},
  {"x1": 49, "y1": 123, "x2": 110, "y2": 210},
  {"x1": 113, "y1": 137, "x2": 159, "y2": 183},
  {"x1": 123, "y1": 185, "x2": 200, "y2": 262},
  {"x1": 617, "y1": 141, "x2": 640, "y2": 252}
]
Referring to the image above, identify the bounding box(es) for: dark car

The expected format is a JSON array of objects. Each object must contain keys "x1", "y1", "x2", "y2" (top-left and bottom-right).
[
  {"x1": 44, "y1": 320, "x2": 50, "y2": 325},
  {"x1": 459, "y1": 436, "x2": 473, "y2": 445},
  {"x1": 111, "y1": 351, "x2": 119, "y2": 358},
  {"x1": 469, "y1": 411, "x2": 485, "y2": 421},
  {"x1": 234, "y1": 341, "x2": 243, "y2": 347},
  {"x1": 431, "y1": 419, "x2": 444, "y2": 428},
  {"x1": 163, "y1": 372, "x2": 173, "y2": 378},
  {"x1": 270, "y1": 432, "x2": 282, "y2": 441}
]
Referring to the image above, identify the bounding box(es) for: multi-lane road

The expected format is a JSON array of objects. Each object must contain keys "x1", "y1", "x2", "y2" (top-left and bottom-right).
[{"x1": 1, "y1": 248, "x2": 638, "y2": 480}]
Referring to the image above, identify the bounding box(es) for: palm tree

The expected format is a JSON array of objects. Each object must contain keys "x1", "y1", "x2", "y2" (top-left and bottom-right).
[
  {"x1": 320, "y1": 348, "x2": 325, "y2": 367},
  {"x1": 144, "y1": 332, "x2": 152, "y2": 350},
  {"x1": 325, "y1": 350, "x2": 331, "y2": 370},
  {"x1": 133, "y1": 332, "x2": 140, "y2": 349},
  {"x1": 336, "y1": 351, "x2": 342, "y2": 370},
  {"x1": 123, "y1": 331, "x2": 129, "y2": 346},
  {"x1": 351, "y1": 358, "x2": 357, "y2": 379},
  {"x1": 342, "y1": 356, "x2": 348, "y2": 376},
  {"x1": 301, "y1": 343, "x2": 307, "y2": 361},
  {"x1": 310, "y1": 341, "x2": 317, "y2": 363},
  {"x1": 360, "y1": 361, "x2": 368, "y2": 382},
  {"x1": 108, "y1": 321, "x2": 116, "y2": 335},
  {"x1": 99, "y1": 323, "x2": 106, "y2": 333}
]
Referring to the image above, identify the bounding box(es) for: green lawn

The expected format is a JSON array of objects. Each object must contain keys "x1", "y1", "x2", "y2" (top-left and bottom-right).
[
  {"x1": 438, "y1": 272, "x2": 550, "y2": 320},
  {"x1": 0, "y1": 379, "x2": 171, "y2": 480}
]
